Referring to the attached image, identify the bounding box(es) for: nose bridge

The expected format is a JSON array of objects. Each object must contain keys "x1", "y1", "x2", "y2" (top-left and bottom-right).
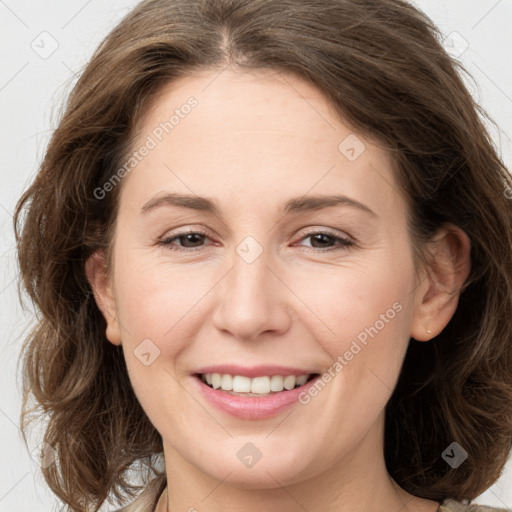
[
  {"x1": 211, "y1": 236, "x2": 291, "y2": 340},
  {"x1": 233, "y1": 238, "x2": 272, "y2": 298}
]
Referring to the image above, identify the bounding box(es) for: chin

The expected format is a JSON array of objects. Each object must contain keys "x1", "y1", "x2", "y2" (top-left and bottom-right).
[
  {"x1": 210, "y1": 463, "x2": 307, "y2": 490},
  {"x1": 192, "y1": 443, "x2": 316, "y2": 489}
]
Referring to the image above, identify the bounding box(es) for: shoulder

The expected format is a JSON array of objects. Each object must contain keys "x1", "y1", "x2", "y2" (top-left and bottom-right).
[
  {"x1": 440, "y1": 498, "x2": 512, "y2": 512},
  {"x1": 113, "y1": 476, "x2": 166, "y2": 512}
]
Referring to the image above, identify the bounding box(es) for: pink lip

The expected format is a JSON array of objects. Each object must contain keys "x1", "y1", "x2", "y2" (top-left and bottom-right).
[
  {"x1": 194, "y1": 365, "x2": 316, "y2": 378},
  {"x1": 192, "y1": 374, "x2": 321, "y2": 420}
]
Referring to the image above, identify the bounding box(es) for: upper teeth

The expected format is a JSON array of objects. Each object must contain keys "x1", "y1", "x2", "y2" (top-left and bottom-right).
[{"x1": 202, "y1": 373, "x2": 310, "y2": 393}]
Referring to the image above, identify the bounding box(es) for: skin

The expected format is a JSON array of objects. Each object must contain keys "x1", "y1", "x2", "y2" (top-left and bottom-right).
[{"x1": 86, "y1": 68, "x2": 471, "y2": 512}]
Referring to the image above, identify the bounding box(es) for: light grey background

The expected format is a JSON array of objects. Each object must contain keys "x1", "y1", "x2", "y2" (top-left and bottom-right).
[{"x1": 1, "y1": 1, "x2": 511, "y2": 510}]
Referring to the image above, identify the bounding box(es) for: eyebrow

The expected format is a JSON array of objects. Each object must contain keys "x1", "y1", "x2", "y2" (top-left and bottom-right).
[{"x1": 140, "y1": 192, "x2": 376, "y2": 217}]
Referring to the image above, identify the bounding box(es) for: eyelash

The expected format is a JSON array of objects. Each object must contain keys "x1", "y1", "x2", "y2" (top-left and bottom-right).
[{"x1": 158, "y1": 227, "x2": 354, "y2": 253}]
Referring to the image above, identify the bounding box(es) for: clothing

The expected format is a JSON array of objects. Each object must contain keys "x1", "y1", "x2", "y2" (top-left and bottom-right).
[
  {"x1": 439, "y1": 500, "x2": 511, "y2": 512},
  {"x1": 115, "y1": 475, "x2": 165, "y2": 511},
  {"x1": 114, "y1": 478, "x2": 512, "y2": 512}
]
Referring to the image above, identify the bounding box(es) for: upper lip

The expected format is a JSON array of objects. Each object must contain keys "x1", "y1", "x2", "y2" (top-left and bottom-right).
[{"x1": 194, "y1": 365, "x2": 318, "y2": 378}]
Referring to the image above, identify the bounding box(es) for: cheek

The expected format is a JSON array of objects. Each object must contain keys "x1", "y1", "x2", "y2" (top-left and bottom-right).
[
  {"x1": 112, "y1": 255, "x2": 200, "y2": 424},
  {"x1": 296, "y1": 256, "x2": 413, "y2": 348},
  {"x1": 299, "y1": 255, "x2": 415, "y2": 398},
  {"x1": 113, "y1": 240, "x2": 415, "y2": 354},
  {"x1": 113, "y1": 250, "x2": 211, "y2": 345}
]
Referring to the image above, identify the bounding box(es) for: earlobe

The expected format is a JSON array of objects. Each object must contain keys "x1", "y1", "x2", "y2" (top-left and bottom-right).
[
  {"x1": 410, "y1": 224, "x2": 471, "y2": 342},
  {"x1": 85, "y1": 250, "x2": 122, "y2": 346}
]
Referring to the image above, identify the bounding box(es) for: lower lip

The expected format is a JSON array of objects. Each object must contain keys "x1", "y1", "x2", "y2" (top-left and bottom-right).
[{"x1": 193, "y1": 375, "x2": 320, "y2": 420}]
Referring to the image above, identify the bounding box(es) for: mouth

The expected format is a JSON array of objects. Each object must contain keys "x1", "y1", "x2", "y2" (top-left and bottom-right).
[
  {"x1": 192, "y1": 365, "x2": 322, "y2": 419},
  {"x1": 195, "y1": 372, "x2": 319, "y2": 397}
]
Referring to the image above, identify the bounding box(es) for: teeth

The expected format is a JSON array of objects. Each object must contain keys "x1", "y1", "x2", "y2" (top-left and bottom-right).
[
  {"x1": 201, "y1": 373, "x2": 311, "y2": 394},
  {"x1": 233, "y1": 375, "x2": 251, "y2": 392},
  {"x1": 283, "y1": 375, "x2": 296, "y2": 390},
  {"x1": 211, "y1": 373, "x2": 222, "y2": 389},
  {"x1": 251, "y1": 376, "x2": 270, "y2": 394},
  {"x1": 296, "y1": 375, "x2": 308, "y2": 386},
  {"x1": 220, "y1": 374, "x2": 233, "y2": 391},
  {"x1": 270, "y1": 375, "x2": 284, "y2": 392}
]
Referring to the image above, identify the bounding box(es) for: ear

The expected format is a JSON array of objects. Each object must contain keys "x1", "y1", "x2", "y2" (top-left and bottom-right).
[
  {"x1": 410, "y1": 224, "x2": 471, "y2": 341},
  {"x1": 85, "y1": 250, "x2": 122, "y2": 346}
]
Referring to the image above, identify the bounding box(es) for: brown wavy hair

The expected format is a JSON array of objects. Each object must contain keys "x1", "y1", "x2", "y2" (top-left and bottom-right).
[{"x1": 14, "y1": 0, "x2": 512, "y2": 510}]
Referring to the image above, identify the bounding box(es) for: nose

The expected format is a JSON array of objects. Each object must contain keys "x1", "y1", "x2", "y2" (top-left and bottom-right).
[{"x1": 211, "y1": 245, "x2": 292, "y2": 342}]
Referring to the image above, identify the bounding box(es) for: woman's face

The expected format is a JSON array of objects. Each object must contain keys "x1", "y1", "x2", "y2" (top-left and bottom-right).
[{"x1": 100, "y1": 69, "x2": 430, "y2": 488}]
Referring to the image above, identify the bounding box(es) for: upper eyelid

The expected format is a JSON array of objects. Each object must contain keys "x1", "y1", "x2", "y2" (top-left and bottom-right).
[
  {"x1": 295, "y1": 226, "x2": 351, "y2": 238},
  {"x1": 161, "y1": 226, "x2": 214, "y2": 240},
  {"x1": 160, "y1": 225, "x2": 352, "y2": 239}
]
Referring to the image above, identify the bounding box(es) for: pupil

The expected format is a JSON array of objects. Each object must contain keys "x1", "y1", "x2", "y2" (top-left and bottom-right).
[
  {"x1": 312, "y1": 234, "x2": 332, "y2": 247},
  {"x1": 181, "y1": 233, "x2": 203, "y2": 247}
]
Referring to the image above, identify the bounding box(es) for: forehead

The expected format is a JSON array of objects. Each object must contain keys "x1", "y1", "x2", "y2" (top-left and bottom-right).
[
  {"x1": 136, "y1": 68, "x2": 344, "y2": 149},
  {"x1": 120, "y1": 68, "x2": 403, "y2": 219}
]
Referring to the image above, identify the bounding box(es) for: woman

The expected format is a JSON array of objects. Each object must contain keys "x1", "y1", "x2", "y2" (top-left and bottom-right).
[{"x1": 14, "y1": 0, "x2": 512, "y2": 511}]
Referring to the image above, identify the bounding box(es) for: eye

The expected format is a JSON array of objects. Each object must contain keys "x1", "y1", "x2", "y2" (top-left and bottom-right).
[
  {"x1": 158, "y1": 227, "x2": 354, "y2": 253},
  {"x1": 158, "y1": 228, "x2": 213, "y2": 252},
  {"x1": 295, "y1": 230, "x2": 354, "y2": 252}
]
